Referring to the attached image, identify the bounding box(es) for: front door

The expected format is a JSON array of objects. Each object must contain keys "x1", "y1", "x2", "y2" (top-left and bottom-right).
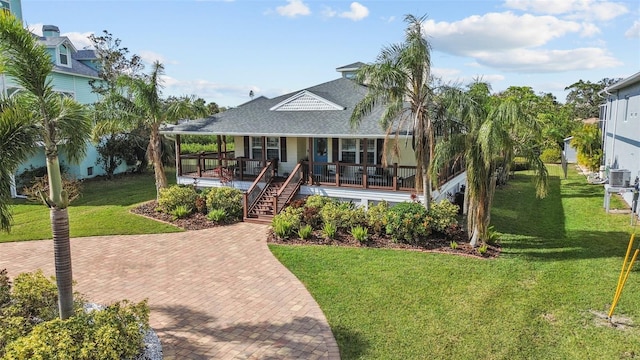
[{"x1": 313, "y1": 138, "x2": 328, "y2": 176}]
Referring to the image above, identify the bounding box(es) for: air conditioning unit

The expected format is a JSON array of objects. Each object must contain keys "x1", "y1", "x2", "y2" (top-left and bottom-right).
[{"x1": 610, "y1": 169, "x2": 631, "y2": 187}]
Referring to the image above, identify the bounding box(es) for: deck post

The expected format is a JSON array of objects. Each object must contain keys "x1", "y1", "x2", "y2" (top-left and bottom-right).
[
  {"x1": 176, "y1": 135, "x2": 182, "y2": 176},
  {"x1": 308, "y1": 137, "x2": 314, "y2": 184},
  {"x1": 393, "y1": 163, "x2": 398, "y2": 190},
  {"x1": 217, "y1": 135, "x2": 223, "y2": 169},
  {"x1": 243, "y1": 192, "x2": 248, "y2": 219},
  {"x1": 335, "y1": 161, "x2": 340, "y2": 187},
  {"x1": 362, "y1": 138, "x2": 368, "y2": 189},
  {"x1": 197, "y1": 152, "x2": 203, "y2": 177}
]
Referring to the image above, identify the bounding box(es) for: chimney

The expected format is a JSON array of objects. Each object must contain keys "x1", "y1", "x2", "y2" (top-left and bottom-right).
[{"x1": 42, "y1": 25, "x2": 60, "y2": 38}]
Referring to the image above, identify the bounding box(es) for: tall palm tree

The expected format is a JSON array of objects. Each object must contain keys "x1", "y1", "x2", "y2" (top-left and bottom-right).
[
  {"x1": 0, "y1": 13, "x2": 92, "y2": 319},
  {"x1": 94, "y1": 61, "x2": 208, "y2": 198},
  {"x1": 432, "y1": 82, "x2": 547, "y2": 247},
  {"x1": 351, "y1": 14, "x2": 435, "y2": 209}
]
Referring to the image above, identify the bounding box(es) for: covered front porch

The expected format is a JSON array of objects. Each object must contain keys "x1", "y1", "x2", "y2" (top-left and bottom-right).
[{"x1": 173, "y1": 135, "x2": 464, "y2": 193}]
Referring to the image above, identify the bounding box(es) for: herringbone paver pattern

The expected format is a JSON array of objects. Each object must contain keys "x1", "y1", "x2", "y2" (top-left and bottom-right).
[{"x1": 0, "y1": 222, "x2": 340, "y2": 359}]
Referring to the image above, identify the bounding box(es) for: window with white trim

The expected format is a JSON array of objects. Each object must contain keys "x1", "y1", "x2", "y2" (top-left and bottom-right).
[
  {"x1": 340, "y1": 139, "x2": 376, "y2": 164},
  {"x1": 251, "y1": 136, "x2": 280, "y2": 160},
  {"x1": 59, "y1": 44, "x2": 69, "y2": 66}
]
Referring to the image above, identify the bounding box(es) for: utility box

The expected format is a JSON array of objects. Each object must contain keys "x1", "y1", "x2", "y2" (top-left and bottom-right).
[{"x1": 610, "y1": 169, "x2": 631, "y2": 187}]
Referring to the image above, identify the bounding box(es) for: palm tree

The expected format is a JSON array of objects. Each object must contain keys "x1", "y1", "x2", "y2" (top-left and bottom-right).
[
  {"x1": 94, "y1": 61, "x2": 208, "y2": 198},
  {"x1": 0, "y1": 98, "x2": 39, "y2": 231},
  {"x1": 0, "y1": 13, "x2": 92, "y2": 319},
  {"x1": 350, "y1": 14, "x2": 435, "y2": 209},
  {"x1": 432, "y1": 82, "x2": 547, "y2": 247}
]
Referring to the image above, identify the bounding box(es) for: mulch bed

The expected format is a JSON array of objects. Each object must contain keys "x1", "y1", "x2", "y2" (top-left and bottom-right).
[{"x1": 131, "y1": 201, "x2": 500, "y2": 259}]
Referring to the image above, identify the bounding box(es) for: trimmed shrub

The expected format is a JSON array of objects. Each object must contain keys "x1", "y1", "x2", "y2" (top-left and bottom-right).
[
  {"x1": 428, "y1": 200, "x2": 459, "y2": 234},
  {"x1": 205, "y1": 187, "x2": 243, "y2": 221},
  {"x1": 540, "y1": 147, "x2": 562, "y2": 163},
  {"x1": 2, "y1": 300, "x2": 149, "y2": 360},
  {"x1": 384, "y1": 202, "x2": 431, "y2": 244},
  {"x1": 319, "y1": 201, "x2": 365, "y2": 230},
  {"x1": 158, "y1": 185, "x2": 198, "y2": 213},
  {"x1": 272, "y1": 206, "x2": 303, "y2": 232},
  {"x1": 0, "y1": 270, "x2": 148, "y2": 360},
  {"x1": 305, "y1": 195, "x2": 334, "y2": 209},
  {"x1": 366, "y1": 201, "x2": 389, "y2": 235}
]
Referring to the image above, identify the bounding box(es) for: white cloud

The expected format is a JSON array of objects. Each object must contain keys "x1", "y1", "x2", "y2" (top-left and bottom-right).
[
  {"x1": 321, "y1": 6, "x2": 337, "y2": 18},
  {"x1": 27, "y1": 22, "x2": 44, "y2": 36},
  {"x1": 423, "y1": 12, "x2": 581, "y2": 54},
  {"x1": 63, "y1": 31, "x2": 94, "y2": 49},
  {"x1": 381, "y1": 16, "x2": 396, "y2": 23},
  {"x1": 276, "y1": 0, "x2": 310, "y2": 18},
  {"x1": 473, "y1": 47, "x2": 622, "y2": 72},
  {"x1": 339, "y1": 2, "x2": 369, "y2": 21},
  {"x1": 504, "y1": 0, "x2": 628, "y2": 21},
  {"x1": 139, "y1": 50, "x2": 178, "y2": 65},
  {"x1": 625, "y1": 20, "x2": 640, "y2": 38},
  {"x1": 161, "y1": 75, "x2": 263, "y2": 105},
  {"x1": 432, "y1": 67, "x2": 504, "y2": 85},
  {"x1": 580, "y1": 22, "x2": 601, "y2": 37}
]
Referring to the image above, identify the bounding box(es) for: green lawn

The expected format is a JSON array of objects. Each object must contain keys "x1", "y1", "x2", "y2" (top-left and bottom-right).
[
  {"x1": 270, "y1": 165, "x2": 640, "y2": 359},
  {"x1": 0, "y1": 171, "x2": 180, "y2": 242}
]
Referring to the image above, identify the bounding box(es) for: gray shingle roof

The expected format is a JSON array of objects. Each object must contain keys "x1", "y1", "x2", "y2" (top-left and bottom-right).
[
  {"x1": 73, "y1": 50, "x2": 98, "y2": 60},
  {"x1": 162, "y1": 77, "x2": 405, "y2": 138}
]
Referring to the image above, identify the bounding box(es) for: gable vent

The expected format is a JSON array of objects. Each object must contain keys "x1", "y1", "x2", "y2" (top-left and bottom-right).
[{"x1": 270, "y1": 90, "x2": 345, "y2": 111}]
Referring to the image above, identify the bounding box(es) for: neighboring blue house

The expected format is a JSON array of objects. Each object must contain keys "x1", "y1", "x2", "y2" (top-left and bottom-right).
[
  {"x1": 3, "y1": 1, "x2": 131, "y2": 196},
  {"x1": 600, "y1": 71, "x2": 640, "y2": 212}
]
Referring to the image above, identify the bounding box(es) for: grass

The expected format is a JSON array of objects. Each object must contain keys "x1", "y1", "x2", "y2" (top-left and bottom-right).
[
  {"x1": 270, "y1": 165, "x2": 640, "y2": 359},
  {"x1": 0, "y1": 170, "x2": 181, "y2": 242}
]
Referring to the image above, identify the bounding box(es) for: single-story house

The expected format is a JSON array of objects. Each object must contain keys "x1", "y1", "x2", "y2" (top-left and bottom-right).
[{"x1": 161, "y1": 63, "x2": 466, "y2": 222}]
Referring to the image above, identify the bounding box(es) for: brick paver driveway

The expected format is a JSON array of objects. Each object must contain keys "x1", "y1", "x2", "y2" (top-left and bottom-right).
[{"x1": 0, "y1": 222, "x2": 340, "y2": 359}]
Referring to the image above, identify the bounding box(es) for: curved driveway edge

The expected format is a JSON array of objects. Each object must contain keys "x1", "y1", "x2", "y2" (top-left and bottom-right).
[{"x1": 0, "y1": 223, "x2": 340, "y2": 359}]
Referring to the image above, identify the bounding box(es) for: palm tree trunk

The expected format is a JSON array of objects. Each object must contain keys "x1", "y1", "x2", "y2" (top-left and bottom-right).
[
  {"x1": 422, "y1": 169, "x2": 431, "y2": 210},
  {"x1": 51, "y1": 207, "x2": 74, "y2": 319},
  {"x1": 46, "y1": 155, "x2": 74, "y2": 319},
  {"x1": 149, "y1": 124, "x2": 167, "y2": 199}
]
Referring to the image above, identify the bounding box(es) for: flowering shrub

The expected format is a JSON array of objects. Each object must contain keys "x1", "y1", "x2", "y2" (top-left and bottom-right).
[
  {"x1": 427, "y1": 200, "x2": 459, "y2": 233},
  {"x1": 319, "y1": 201, "x2": 366, "y2": 230},
  {"x1": 205, "y1": 187, "x2": 243, "y2": 221},
  {"x1": 158, "y1": 185, "x2": 198, "y2": 213}
]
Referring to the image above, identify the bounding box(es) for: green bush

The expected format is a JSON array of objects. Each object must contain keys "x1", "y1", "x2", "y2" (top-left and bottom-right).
[
  {"x1": 384, "y1": 202, "x2": 431, "y2": 244},
  {"x1": 540, "y1": 147, "x2": 562, "y2": 163},
  {"x1": 272, "y1": 206, "x2": 303, "y2": 232},
  {"x1": 158, "y1": 185, "x2": 198, "y2": 213},
  {"x1": 428, "y1": 200, "x2": 459, "y2": 234},
  {"x1": 207, "y1": 208, "x2": 227, "y2": 223},
  {"x1": 305, "y1": 195, "x2": 334, "y2": 209},
  {"x1": 170, "y1": 205, "x2": 192, "y2": 220},
  {"x1": 323, "y1": 222, "x2": 337, "y2": 239},
  {"x1": 273, "y1": 217, "x2": 293, "y2": 239},
  {"x1": 301, "y1": 206, "x2": 322, "y2": 229},
  {"x1": 366, "y1": 201, "x2": 389, "y2": 235},
  {"x1": 319, "y1": 202, "x2": 365, "y2": 230},
  {"x1": 511, "y1": 157, "x2": 531, "y2": 171},
  {"x1": 205, "y1": 187, "x2": 243, "y2": 221},
  {"x1": 2, "y1": 300, "x2": 149, "y2": 360},
  {"x1": 0, "y1": 269, "x2": 11, "y2": 307},
  {"x1": 298, "y1": 224, "x2": 313, "y2": 239},
  {"x1": 0, "y1": 270, "x2": 148, "y2": 360},
  {"x1": 350, "y1": 226, "x2": 368, "y2": 243}
]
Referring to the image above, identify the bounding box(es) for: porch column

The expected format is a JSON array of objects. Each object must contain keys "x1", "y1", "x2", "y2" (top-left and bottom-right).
[
  {"x1": 308, "y1": 137, "x2": 314, "y2": 184},
  {"x1": 175, "y1": 134, "x2": 182, "y2": 176},
  {"x1": 217, "y1": 135, "x2": 222, "y2": 169},
  {"x1": 261, "y1": 136, "x2": 267, "y2": 166},
  {"x1": 362, "y1": 138, "x2": 368, "y2": 189}
]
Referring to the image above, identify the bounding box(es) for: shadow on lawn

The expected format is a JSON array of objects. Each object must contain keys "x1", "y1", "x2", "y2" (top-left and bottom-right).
[
  {"x1": 500, "y1": 230, "x2": 633, "y2": 261},
  {"x1": 150, "y1": 304, "x2": 344, "y2": 359}
]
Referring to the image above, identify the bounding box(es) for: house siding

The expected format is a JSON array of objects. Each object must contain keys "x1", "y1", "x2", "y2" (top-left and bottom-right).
[{"x1": 601, "y1": 74, "x2": 640, "y2": 209}]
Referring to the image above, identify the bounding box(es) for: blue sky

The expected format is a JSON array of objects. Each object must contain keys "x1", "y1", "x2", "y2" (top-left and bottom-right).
[{"x1": 22, "y1": 0, "x2": 640, "y2": 107}]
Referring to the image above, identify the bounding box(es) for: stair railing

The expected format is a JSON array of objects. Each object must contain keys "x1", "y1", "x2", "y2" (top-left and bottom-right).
[
  {"x1": 273, "y1": 162, "x2": 304, "y2": 214},
  {"x1": 243, "y1": 160, "x2": 274, "y2": 218}
]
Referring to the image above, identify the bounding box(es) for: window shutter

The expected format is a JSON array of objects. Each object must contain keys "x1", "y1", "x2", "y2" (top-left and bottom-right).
[
  {"x1": 332, "y1": 138, "x2": 339, "y2": 162},
  {"x1": 243, "y1": 136, "x2": 250, "y2": 158},
  {"x1": 280, "y1": 137, "x2": 287, "y2": 162}
]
